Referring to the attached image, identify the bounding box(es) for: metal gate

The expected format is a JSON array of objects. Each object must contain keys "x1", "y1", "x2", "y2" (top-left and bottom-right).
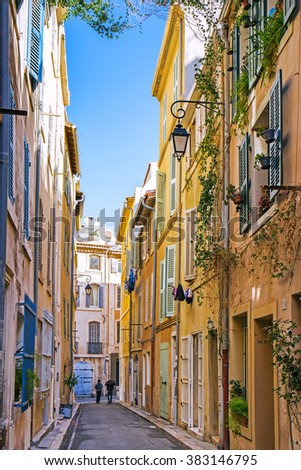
[{"x1": 74, "y1": 361, "x2": 93, "y2": 396}]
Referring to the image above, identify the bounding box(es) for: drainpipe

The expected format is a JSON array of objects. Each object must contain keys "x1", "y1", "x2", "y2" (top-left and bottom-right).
[
  {"x1": 0, "y1": 0, "x2": 9, "y2": 450},
  {"x1": 69, "y1": 192, "x2": 84, "y2": 391},
  {"x1": 220, "y1": 21, "x2": 231, "y2": 450},
  {"x1": 141, "y1": 195, "x2": 156, "y2": 413},
  {"x1": 124, "y1": 200, "x2": 133, "y2": 404},
  {"x1": 175, "y1": 159, "x2": 182, "y2": 427}
]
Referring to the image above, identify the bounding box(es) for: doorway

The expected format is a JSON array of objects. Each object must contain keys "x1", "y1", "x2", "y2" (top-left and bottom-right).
[{"x1": 160, "y1": 342, "x2": 169, "y2": 419}]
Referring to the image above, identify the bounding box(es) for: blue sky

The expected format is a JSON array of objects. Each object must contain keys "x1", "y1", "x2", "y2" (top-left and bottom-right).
[{"x1": 65, "y1": 15, "x2": 166, "y2": 223}]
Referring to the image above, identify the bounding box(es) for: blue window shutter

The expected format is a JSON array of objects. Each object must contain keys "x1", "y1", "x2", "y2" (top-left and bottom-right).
[
  {"x1": 98, "y1": 286, "x2": 104, "y2": 308},
  {"x1": 269, "y1": 70, "x2": 282, "y2": 200},
  {"x1": 28, "y1": 0, "x2": 45, "y2": 91},
  {"x1": 284, "y1": 0, "x2": 296, "y2": 24},
  {"x1": 23, "y1": 138, "x2": 30, "y2": 240},
  {"x1": 86, "y1": 291, "x2": 90, "y2": 308},
  {"x1": 22, "y1": 295, "x2": 36, "y2": 411},
  {"x1": 9, "y1": 83, "x2": 15, "y2": 203},
  {"x1": 239, "y1": 133, "x2": 250, "y2": 234}
]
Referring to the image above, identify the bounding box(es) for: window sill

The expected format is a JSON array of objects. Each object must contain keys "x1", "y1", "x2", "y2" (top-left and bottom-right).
[
  {"x1": 22, "y1": 237, "x2": 33, "y2": 261},
  {"x1": 250, "y1": 200, "x2": 278, "y2": 237}
]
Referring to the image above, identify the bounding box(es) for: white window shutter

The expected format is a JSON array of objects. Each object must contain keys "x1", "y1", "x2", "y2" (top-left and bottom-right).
[{"x1": 166, "y1": 246, "x2": 176, "y2": 317}]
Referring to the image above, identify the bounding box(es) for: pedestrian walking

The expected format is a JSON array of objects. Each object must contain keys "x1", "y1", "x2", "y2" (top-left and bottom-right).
[
  {"x1": 105, "y1": 379, "x2": 115, "y2": 404},
  {"x1": 95, "y1": 379, "x2": 103, "y2": 403}
]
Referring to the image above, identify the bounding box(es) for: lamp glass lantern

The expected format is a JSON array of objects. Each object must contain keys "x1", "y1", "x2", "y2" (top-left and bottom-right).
[
  {"x1": 171, "y1": 121, "x2": 190, "y2": 161},
  {"x1": 85, "y1": 283, "x2": 92, "y2": 296}
]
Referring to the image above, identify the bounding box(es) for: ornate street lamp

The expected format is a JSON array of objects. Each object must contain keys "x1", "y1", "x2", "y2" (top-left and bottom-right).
[
  {"x1": 170, "y1": 99, "x2": 224, "y2": 160},
  {"x1": 75, "y1": 274, "x2": 92, "y2": 297},
  {"x1": 85, "y1": 283, "x2": 92, "y2": 296}
]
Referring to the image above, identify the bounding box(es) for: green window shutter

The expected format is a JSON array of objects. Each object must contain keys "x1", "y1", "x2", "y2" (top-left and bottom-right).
[
  {"x1": 28, "y1": 0, "x2": 45, "y2": 91},
  {"x1": 23, "y1": 138, "x2": 30, "y2": 240},
  {"x1": 239, "y1": 133, "x2": 250, "y2": 234},
  {"x1": 248, "y1": 0, "x2": 265, "y2": 88},
  {"x1": 170, "y1": 149, "x2": 176, "y2": 215},
  {"x1": 231, "y1": 25, "x2": 240, "y2": 122},
  {"x1": 156, "y1": 170, "x2": 166, "y2": 235},
  {"x1": 284, "y1": 0, "x2": 296, "y2": 24},
  {"x1": 269, "y1": 70, "x2": 282, "y2": 200},
  {"x1": 165, "y1": 245, "x2": 176, "y2": 317},
  {"x1": 159, "y1": 259, "x2": 166, "y2": 321},
  {"x1": 9, "y1": 82, "x2": 15, "y2": 203}
]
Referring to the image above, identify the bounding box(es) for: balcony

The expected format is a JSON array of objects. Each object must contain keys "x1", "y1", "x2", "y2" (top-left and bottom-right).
[{"x1": 87, "y1": 342, "x2": 102, "y2": 354}]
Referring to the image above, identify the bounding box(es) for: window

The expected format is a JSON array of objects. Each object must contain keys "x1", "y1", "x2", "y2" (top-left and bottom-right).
[
  {"x1": 90, "y1": 255, "x2": 100, "y2": 270},
  {"x1": 170, "y1": 149, "x2": 176, "y2": 214},
  {"x1": 63, "y1": 226, "x2": 70, "y2": 272},
  {"x1": 116, "y1": 321, "x2": 120, "y2": 344},
  {"x1": 38, "y1": 199, "x2": 43, "y2": 273},
  {"x1": 88, "y1": 322, "x2": 101, "y2": 354},
  {"x1": 156, "y1": 170, "x2": 166, "y2": 237},
  {"x1": 47, "y1": 223, "x2": 52, "y2": 287},
  {"x1": 116, "y1": 285, "x2": 121, "y2": 309},
  {"x1": 117, "y1": 261, "x2": 122, "y2": 273},
  {"x1": 145, "y1": 278, "x2": 149, "y2": 323},
  {"x1": 146, "y1": 352, "x2": 151, "y2": 385},
  {"x1": 159, "y1": 245, "x2": 176, "y2": 320},
  {"x1": 23, "y1": 137, "x2": 30, "y2": 240},
  {"x1": 248, "y1": 0, "x2": 266, "y2": 87},
  {"x1": 63, "y1": 298, "x2": 69, "y2": 338},
  {"x1": 232, "y1": 313, "x2": 248, "y2": 396},
  {"x1": 239, "y1": 133, "x2": 250, "y2": 234},
  {"x1": 162, "y1": 93, "x2": 167, "y2": 144},
  {"x1": 284, "y1": 0, "x2": 296, "y2": 23},
  {"x1": 269, "y1": 70, "x2": 282, "y2": 199},
  {"x1": 8, "y1": 82, "x2": 15, "y2": 203},
  {"x1": 28, "y1": 0, "x2": 45, "y2": 91},
  {"x1": 185, "y1": 209, "x2": 196, "y2": 279},
  {"x1": 14, "y1": 295, "x2": 36, "y2": 411},
  {"x1": 137, "y1": 295, "x2": 142, "y2": 341}
]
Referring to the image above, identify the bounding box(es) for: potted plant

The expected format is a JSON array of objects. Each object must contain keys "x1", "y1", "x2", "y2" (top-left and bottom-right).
[
  {"x1": 258, "y1": 188, "x2": 271, "y2": 216},
  {"x1": 224, "y1": 184, "x2": 243, "y2": 205},
  {"x1": 60, "y1": 373, "x2": 79, "y2": 418},
  {"x1": 241, "y1": 0, "x2": 251, "y2": 10},
  {"x1": 260, "y1": 128, "x2": 275, "y2": 144},
  {"x1": 228, "y1": 379, "x2": 248, "y2": 436},
  {"x1": 254, "y1": 153, "x2": 271, "y2": 170}
]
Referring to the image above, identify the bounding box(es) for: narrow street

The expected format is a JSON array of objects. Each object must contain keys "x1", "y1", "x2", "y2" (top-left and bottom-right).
[{"x1": 60, "y1": 401, "x2": 187, "y2": 450}]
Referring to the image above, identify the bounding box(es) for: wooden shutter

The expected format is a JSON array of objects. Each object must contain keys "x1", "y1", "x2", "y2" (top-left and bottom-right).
[
  {"x1": 239, "y1": 133, "x2": 250, "y2": 234},
  {"x1": 159, "y1": 260, "x2": 165, "y2": 321},
  {"x1": 23, "y1": 138, "x2": 30, "y2": 240},
  {"x1": 284, "y1": 0, "x2": 296, "y2": 24},
  {"x1": 22, "y1": 295, "x2": 36, "y2": 411},
  {"x1": 248, "y1": 0, "x2": 265, "y2": 87},
  {"x1": 98, "y1": 286, "x2": 104, "y2": 308},
  {"x1": 185, "y1": 209, "x2": 196, "y2": 278},
  {"x1": 9, "y1": 83, "x2": 15, "y2": 203},
  {"x1": 231, "y1": 25, "x2": 240, "y2": 122},
  {"x1": 165, "y1": 245, "x2": 176, "y2": 317},
  {"x1": 269, "y1": 70, "x2": 282, "y2": 200},
  {"x1": 156, "y1": 170, "x2": 165, "y2": 234},
  {"x1": 170, "y1": 150, "x2": 176, "y2": 214},
  {"x1": 28, "y1": 0, "x2": 45, "y2": 90}
]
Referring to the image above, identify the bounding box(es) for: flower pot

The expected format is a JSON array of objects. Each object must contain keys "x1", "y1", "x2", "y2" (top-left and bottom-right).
[
  {"x1": 261, "y1": 128, "x2": 275, "y2": 144},
  {"x1": 232, "y1": 193, "x2": 243, "y2": 205},
  {"x1": 241, "y1": 0, "x2": 251, "y2": 10},
  {"x1": 258, "y1": 156, "x2": 271, "y2": 169}
]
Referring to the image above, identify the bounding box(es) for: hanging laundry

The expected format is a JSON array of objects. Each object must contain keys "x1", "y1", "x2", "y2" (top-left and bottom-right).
[{"x1": 185, "y1": 287, "x2": 193, "y2": 304}]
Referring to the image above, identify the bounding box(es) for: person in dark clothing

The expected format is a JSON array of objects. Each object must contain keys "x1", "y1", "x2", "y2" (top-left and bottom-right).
[
  {"x1": 95, "y1": 380, "x2": 103, "y2": 403},
  {"x1": 105, "y1": 379, "x2": 115, "y2": 404}
]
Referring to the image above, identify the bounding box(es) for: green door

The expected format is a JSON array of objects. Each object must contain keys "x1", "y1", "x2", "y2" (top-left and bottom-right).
[{"x1": 160, "y1": 342, "x2": 169, "y2": 419}]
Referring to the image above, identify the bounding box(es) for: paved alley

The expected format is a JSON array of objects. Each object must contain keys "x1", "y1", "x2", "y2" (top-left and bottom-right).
[{"x1": 60, "y1": 401, "x2": 187, "y2": 450}]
